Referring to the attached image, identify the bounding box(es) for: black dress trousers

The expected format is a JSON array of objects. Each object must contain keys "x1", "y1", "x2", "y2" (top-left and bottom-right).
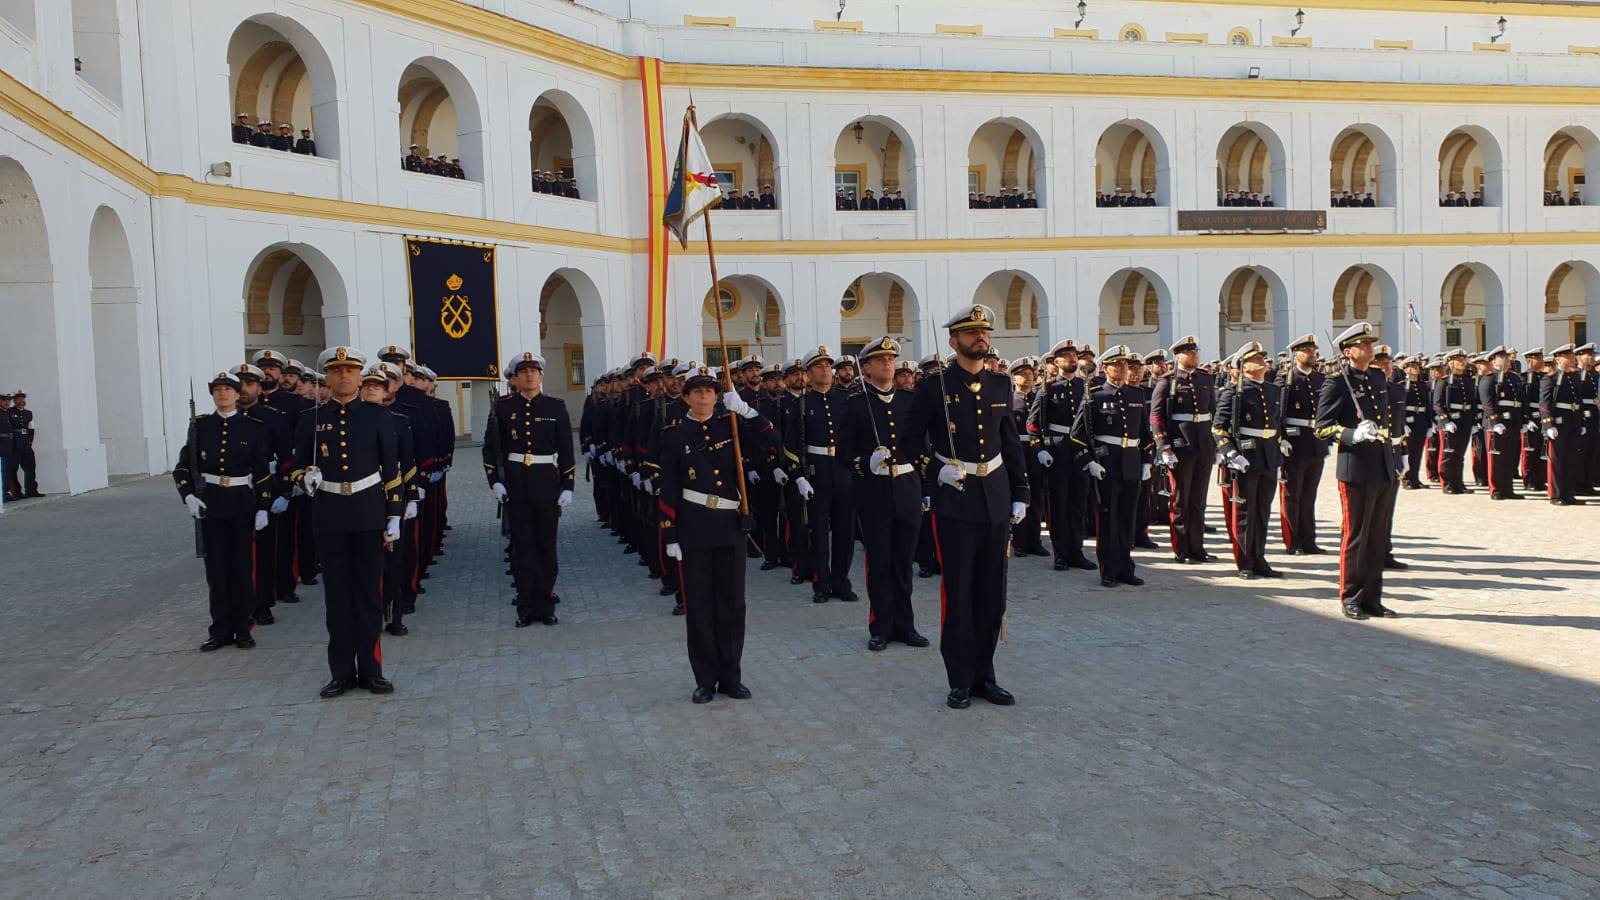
[
  {"x1": 320, "y1": 530, "x2": 387, "y2": 681},
  {"x1": 202, "y1": 514, "x2": 256, "y2": 641}
]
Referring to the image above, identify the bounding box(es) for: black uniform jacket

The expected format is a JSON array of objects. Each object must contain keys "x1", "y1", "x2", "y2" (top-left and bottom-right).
[
  {"x1": 843, "y1": 383, "x2": 927, "y2": 515},
  {"x1": 482, "y1": 391, "x2": 575, "y2": 501},
  {"x1": 659, "y1": 411, "x2": 781, "y2": 552},
  {"x1": 1540, "y1": 370, "x2": 1585, "y2": 432},
  {"x1": 293, "y1": 397, "x2": 404, "y2": 532},
  {"x1": 1314, "y1": 365, "x2": 1398, "y2": 484},
  {"x1": 1214, "y1": 376, "x2": 1285, "y2": 472},
  {"x1": 1027, "y1": 375, "x2": 1085, "y2": 450},
  {"x1": 173, "y1": 412, "x2": 274, "y2": 518},
  {"x1": 1277, "y1": 368, "x2": 1329, "y2": 458},
  {"x1": 783, "y1": 388, "x2": 852, "y2": 489},
  {"x1": 1150, "y1": 367, "x2": 1216, "y2": 456},
  {"x1": 1070, "y1": 381, "x2": 1154, "y2": 480},
  {"x1": 900, "y1": 363, "x2": 1028, "y2": 524}
]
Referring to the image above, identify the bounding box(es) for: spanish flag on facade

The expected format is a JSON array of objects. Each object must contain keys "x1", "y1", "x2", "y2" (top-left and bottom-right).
[{"x1": 662, "y1": 106, "x2": 722, "y2": 248}]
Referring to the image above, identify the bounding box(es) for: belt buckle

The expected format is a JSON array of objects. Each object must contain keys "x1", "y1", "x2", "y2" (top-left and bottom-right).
[
  {"x1": 340, "y1": 481, "x2": 353, "y2": 496},
  {"x1": 974, "y1": 461, "x2": 990, "y2": 477},
  {"x1": 218, "y1": 475, "x2": 233, "y2": 488},
  {"x1": 524, "y1": 454, "x2": 535, "y2": 467}
]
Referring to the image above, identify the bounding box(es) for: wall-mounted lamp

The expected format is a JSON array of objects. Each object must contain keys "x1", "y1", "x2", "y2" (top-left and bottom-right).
[
  {"x1": 1075, "y1": 1, "x2": 1088, "y2": 29},
  {"x1": 1247, "y1": 66, "x2": 1262, "y2": 79},
  {"x1": 1290, "y1": 8, "x2": 1306, "y2": 37},
  {"x1": 209, "y1": 162, "x2": 233, "y2": 178},
  {"x1": 1490, "y1": 16, "x2": 1508, "y2": 43},
  {"x1": 852, "y1": 121, "x2": 864, "y2": 144}
]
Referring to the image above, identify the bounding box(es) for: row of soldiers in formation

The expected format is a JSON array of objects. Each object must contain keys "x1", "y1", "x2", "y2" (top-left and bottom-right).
[
  {"x1": 229, "y1": 114, "x2": 316, "y2": 155},
  {"x1": 0, "y1": 389, "x2": 39, "y2": 499},
  {"x1": 1096, "y1": 192, "x2": 1159, "y2": 208},
  {"x1": 968, "y1": 190, "x2": 1041, "y2": 209},
  {"x1": 172, "y1": 348, "x2": 458, "y2": 699},
  {"x1": 402, "y1": 147, "x2": 468, "y2": 180},
  {"x1": 833, "y1": 190, "x2": 908, "y2": 211},
  {"x1": 719, "y1": 186, "x2": 777, "y2": 210},
  {"x1": 574, "y1": 310, "x2": 1443, "y2": 707}
]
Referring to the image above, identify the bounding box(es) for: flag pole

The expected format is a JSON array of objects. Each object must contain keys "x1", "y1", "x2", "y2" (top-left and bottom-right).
[{"x1": 693, "y1": 107, "x2": 752, "y2": 519}]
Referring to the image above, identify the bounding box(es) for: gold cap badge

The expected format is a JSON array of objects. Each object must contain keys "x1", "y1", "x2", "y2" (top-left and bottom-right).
[{"x1": 446, "y1": 273, "x2": 464, "y2": 291}]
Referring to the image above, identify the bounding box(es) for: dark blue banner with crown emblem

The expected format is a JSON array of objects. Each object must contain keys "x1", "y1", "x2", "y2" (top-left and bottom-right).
[{"x1": 405, "y1": 237, "x2": 500, "y2": 380}]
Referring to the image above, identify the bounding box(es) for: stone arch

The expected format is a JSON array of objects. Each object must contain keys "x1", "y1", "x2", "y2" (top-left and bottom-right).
[
  {"x1": 831, "y1": 273, "x2": 919, "y2": 359},
  {"x1": 71, "y1": 0, "x2": 123, "y2": 103},
  {"x1": 701, "y1": 113, "x2": 781, "y2": 209},
  {"x1": 1218, "y1": 266, "x2": 1287, "y2": 353},
  {"x1": 1094, "y1": 119, "x2": 1169, "y2": 206},
  {"x1": 1437, "y1": 126, "x2": 1503, "y2": 206},
  {"x1": 1328, "y1": 124, "x2": 1397, "y2": 206},
  {"x1": 242, "y1": 242, "x2": 349, "y2": 363},
  {"x1": 1437, "y1": 262, "x2": 1505, "y2": 353},
  {"x1": 1543, "y1": 260, "x2": 1599, "y2": 347},
  {"x1": 537, "y1": 268, "x2": 607, "y2": 406},
  {"x1": 701, "y1": 274, "x2": 788, "y2": 364},
  {"x1": 1097, "y1": 268, "x2": 1174, "y2": 349},
  {"x1": 227, "y1": 14, "x2": 340, "y2": 158},
  {"x1": 967, "y1": 117, "x2": 1046, "y2": 206},
  {"x1": 833, "y1": 116, "x2": 917, "y2": 209},
  {"x1": 973, "y1": 270, "x2": 1046, "y2": 359},
  {"x1": 1216, "y1": 122, "x2": 1286, "y2": 205},
  {"x1": 86, "y1": 206, "x2": 150, "y2": 475},
  {"x1": 1330, "y1": 263, "x2": 1401, "y2": 340},
  {"x1": 398, "y1": 57, "x2": 484, "y2": 179},
  {"x1": 529, "y1": 89, "x2": 597, "y2": 201},
  {"x1": 1543, "y1": 126, "x2": 1598, "y2": 202},
  {"x1": 0, "y1": 157, "x2": 61, "y2": 489}
]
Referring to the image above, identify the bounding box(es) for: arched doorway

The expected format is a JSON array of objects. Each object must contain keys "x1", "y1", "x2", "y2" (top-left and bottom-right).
[
  {"x1": 838, "y1": 273, "x2": 920, "y2": 359},
  {"x1": 227, "y1": 14, "x2": 338, "y2": 158},
  {"x1": 243, "y1": 245, "x2": 343, "y2": 364},
  {"x1": 1218, "y1": 266, "x2": 1285, "y2": 353},
  {"x1": 1543, "y1": 127, "x2": 1597, "y2": 206},
  {"x1": 87, "y1": 207, "x2": 149, "y2": 475},
  {"x1": 1098, "y1": 268, "x2": 1171, "y2": 350},
  {"x1": 537, "y1": 269, "x2": 607, "y2": 411},
  {"x1": 973, "y1": 270, "x2": 1044, "y2": 360},
  {"x1": 966, "y1": 118, "x2": 1045, "y2": 209},
  {"x1": 701, "y1": 114, "x2": 779, "y2": 210},
  {"x1": 1330, "y1": 263, "x2": 1402, "y2": 350},
  {"x1": 1438, "y1": 263, "x2": 1504, "y2": 353},
  {"x1": 1543, "y1": 262, "x2": 1597, "y2": 348},
  {"x1": 0, "y1": 158, "x2": 62, "y2": 491},
  {"x1": 1437, "y1": 127, "x2": 1502, "y2": 207},
  {"x1": 1216, "y1": 123, "x2": 1286, "y2": 207},
  {"x1": 71, "y1": 0, "x2": 122, "y2": 103},
  {"x1": 1094, "y1": 120, "x2": 1168, "y2": 207},
  {"x1": 833, "y1": 116, "x2": 915, "y2": 210},
  {"x1": 398, "y1": 58, "x2": 483, "y2": 180},
  {"x1": 702, "y1": 276, "x2": 786, "y2": 366},
  {"x1": 529, "y1": 90, "x2": 596, "y2": 201},
  {"x1": 1328, "y1": 125, "x2": 1397, "y2": 207}
]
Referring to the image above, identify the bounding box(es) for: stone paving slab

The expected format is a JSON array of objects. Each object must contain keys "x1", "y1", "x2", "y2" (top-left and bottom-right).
[{"x1": 2, "y1": 472, "x2": 1598, "y2": 898}]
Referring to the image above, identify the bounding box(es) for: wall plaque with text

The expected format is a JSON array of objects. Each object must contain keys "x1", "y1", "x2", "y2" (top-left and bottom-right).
[{"x1": 1177, "y1": 210, "x2": 1327, "y2": 232}]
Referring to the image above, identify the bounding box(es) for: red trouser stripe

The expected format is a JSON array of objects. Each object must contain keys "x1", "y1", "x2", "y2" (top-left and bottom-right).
[
  {"x1": 1166, "y1": 470, "x2": 1181, "y2": 555},
  {"x1": 1337, "y1": 481, "x2": 1351, "y2": 601},
  {"x1": 1278, "y1": 480, "x2": 1293, "y2": 548}
]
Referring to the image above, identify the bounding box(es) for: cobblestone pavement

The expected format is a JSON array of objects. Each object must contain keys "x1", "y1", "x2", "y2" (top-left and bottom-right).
[{"x1": 3, "y1": 470, "x2": 1599, "y2": 899}]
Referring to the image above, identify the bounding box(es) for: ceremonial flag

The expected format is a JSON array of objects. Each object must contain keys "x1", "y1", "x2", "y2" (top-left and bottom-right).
[
  {"x1": 662, "y1": 108, "x2": 721, "y2": 248},
  {"x1": 1407, "y1": 300, "x2": 1423, "y2": 331}
]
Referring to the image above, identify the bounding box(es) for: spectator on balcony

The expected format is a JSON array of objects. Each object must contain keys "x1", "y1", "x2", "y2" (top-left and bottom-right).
[
  {"x1": 293, "y1": 128, "x2": 317, "y2": 156},
  {"x1": 1470, "y1": 192, "x2": 1483, "y2": 207},
  {"x1": 759, "y1": 184, "x2": 776, "y2": 209},
  {"x1": 232, "y1": 114, "x2": 252, "y2": 144},
  {"x1": 1360, "y1": 193, "x2": 1375, "y2": 207},
  {"x1": 968, "y1": 191, "x2": 980, "y2": 209},
  {"x1": 250, "y1": 121, "x2": 272, "y2": 148},
  {"x1": 859, "y1": 189, "x2": 879, "y2": 211},
  {"x1": 1023, "y1": 191, "x2": 1039, "y2": 209},
  {"x1": 403, "y1": 146, "x2": 423, "y2": 172},
  {"x1": 835, "y1": 189, "x2": 855, "y2": 211},
  {"x1": 1571, "y1": 192, "x2": 1583, "y2": 206},
  {"x1": 271, "y1": 124, "x2": 294, "y2": 152},
  {"x1": 1261, "y1": 194, "x2": 1274, "y2": 207}
]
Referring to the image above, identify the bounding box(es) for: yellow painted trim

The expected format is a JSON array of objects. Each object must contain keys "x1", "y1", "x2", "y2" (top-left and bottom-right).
[
  {"x1": 1271, "y1": 35, "x2": 1312, "y2": 48},
  {"x1": 682, "y1": 232, "x2": 1600, "y2": 256},
  {"x1": 1166, "y1": 32, "x2": 1208, "y2": 45},
  {"x1": 1053, "y1": 28, "x2": 1099, "y2": 40},
  {"x1": 705, "y1": 281, "x2": 742, "y2": 319},
  {"x1": 815, "y1": 20, "x2": 863, "y2": 32},
  {"x1": 1473, "y1": 42, "x2": 1510, "y2": 52},
  {"x1": 354, "y1": 0, "x2": 634, "y2": 80},
  {"x1": 1152, "y1": 0, "x2": 1600, "y2": 18},
  {"x1": 684, "y1": 15, "x2": 736, "y2": 27},
  {"x1": 935, "y1": 24, "x2": 983, "y2": 36},
  {"x1": 1373, "y1": 39, "x2": 1414, "y2": 50},
  {"x1": 1118, "y1": 23, "x2": 1148, "y2": 42},
  {"x1": 1571, "y1": 45, "x2": 1600, "y2": 56},
  {"x1": 968, "y1": 164, "x2": 987, "y2": 194},
  {"x1": 1226, "y1": 27, "x2": 1254, "y2": 46}
]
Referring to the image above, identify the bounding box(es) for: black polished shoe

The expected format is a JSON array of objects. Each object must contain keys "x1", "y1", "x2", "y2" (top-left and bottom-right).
[
  {"x1": 1133, "y1": 539, "x2": 1160, "y2": 550},
  {"x1": 918, "y1": 566, "x2": 937, "y2": 578},
  {"x1": 280, "y1": 592, "x2": 300, "y2": 604},
  {"x1": 1174, "y1": 553, "x2": 1194, "y2": 564},
  {"x1": 1302, "y1": 545, "x2": 1328, "y2": 555},
  {"x1": 897, "y1": 630, "x2": 931, "y2": 648},
  {"x1": 301, "y1": 576, "x2": 319, "y2": 586},
  {"x1": 718, "y1": 683, "x2": 752, "y2": 699},
  {"x1": 760, "y1": 561, "x2": 779, "y2": 571},
  {"x1": 659, "y1": 584, "x2": 677, "y2": 596},
  {"x1": 358, "y1": 675, "x2": 395, "y2": 694},
  {"x1": 540, "y1": 614, "x2": 558, "y2": 626},
  {"x1": 1342, "y1": 605, "x2": 1370, "y2": 621},
  {"x1": 1118, "y1": 574, "x2": 1145, "y2": 587},
  {"x1": 1288, "y1": 548, "x2": 1307, "y2": 556},
  {"x1": 1013, "y1": 547, "x2": 1029, "y2": 558},
  {"x1": 868, "y1": 635, "x2": 889, "y2": 652},
  {"x1": 386, "y1": 622, "x2": 409, "y2": 636},
  {"x1": 790, "y1": 574, "x2": 808, "y2": 585},
  {"x1": 1383, "y1": 557, "x2": 1409, "y2": 570},
  {"x1": 971, "y1": 681, "x2": 1016, "y2": 706},
  {"x1": 1236, "y1": 570, "x2": 1255, "y2": 580},
  {"x1": 834, "y1": 591, "x2": 860, "y2": 603},
  {"x1": 255, "y1": 610, "x2": 275, "y2": 626},
  {"x1": 1203, "y1": 524, "x2": 1218, "y2": 534},
  {"x1": 319, "y1": 678, "x2": 353, "y2": 699},
  {"x1": 1070, "y1": 557, "x2": 1098, "y2": 570},
  {"x1": 1028, "y1": 547, "x2": 1051, "y2": 557},
  {"x1": 1194, "y1": 552, "x2": 1219, "y2": 563},
  {"x1": 1100, "y1": 576, "x2": 1118, "y2": 588},
  {"x1": 1370, "y1": 604, "x2": 1400, "y2": 619},
  {"x1": 671, "y1": 601, "x2": 685, "y2": 616},
  {"x1": 199, "y1": 637, "x2": 233, "y2": 652},
  {"x1": 691, "y1": 686, "x2": 716, "y2": 704},
  {"x1": 515, "y1": 614, "x2": 537, "y2": 628},
  {"x1": 234, "y1": 635, "x2": 256, "y2": 649},
  {"x1": 946, "y1": 688, "x2": 971, "y2": 710},
  {"x1": 1255, "y1": 567, "x2": 1284, "y2": 579},
  {"x1": 1053, "y1": 559, "x2": 1069, "y2": 571},
  {"x1": 812, "y1": 591, "x2": 830, "y2": 604}
]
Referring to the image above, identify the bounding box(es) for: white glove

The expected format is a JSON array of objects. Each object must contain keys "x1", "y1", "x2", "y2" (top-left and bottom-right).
[
  {"x1": 870, "y1": 447, "x2": 891, "y2": 475},
  {"x1": 302, "y1": 468, "x2": 323, "y2": 494},
  {"x1": 185, "y1": 494, "x2": 206, "y2": 519},
  {"x1": 1584, "y1": 427, "x2": 1589, "y2": 436},
  {"x1": 1159, "y1": 449, "x2": 1178, "y2": 468},
  {"x1": 721, "y1": 391, "x2": 757, "y2": 419},
  {"x1": 631, "y1": 472, "x2": 642, "y2": 489},
  {"x1": 772, "y1": 468, "x2": 789, "y2": 486},
  {"x1": 921, "y1": 496, "x2": 931, "y2": 512},
  {"x1": 665, "y1": 542, "x2": 682, "y2": 560},
  {"x1": 795, "y1": 476, "x2": 815, "y2": 500},
  {"x1": 1353, "y1": 420, "x2": 1382, "y2": 443},
  {"x1": 937, "y1": 464, "x2": 964, "y2": 487},
  {"x1": 416, "y1": 486, "x2": 426, "y2": 501},
  {"x1": 1227, "y1": 454, "x2": 1249, "y2": 473},
  {"x1": 584, "y1": 446, "x2": 596, "y2": 461},
  {"x1": 254, "y1": 510, "x2": 269, "y2": 531},
  {"x1": 748, "y1": 469, "x2": 761, "y2": 484},
  {"x1": 1141, "y1": 463, "x2": 1153, "y2": 481},
  {"x1": 1037, "y1": 449, "x2": 1055, "y2": 467},
  {"x1": 1086, "y1": 461, "x2": 1106, "y2": 480},
  {"x1": 404, "y1": 500, "x2": 418, "y2": 520},
  {"x1": 292, "y1": 483, "x2": 305, "y2": 498},
  {"x1": 1010, "y1": 501, "x2": 1027, "y2": 524},
  {"x1": 492, "y1": 482, "x2": 508, "y2": 502},
  {"x1": 384, "y1": 516, "x2": 401, "y2": 544},
  {"x1": 269, "y1": 495, "x2": 289, "y2": 515},
  {"x1": 1443, "y1": 421, "x2": 1458, "y2": 434},
  {"x1": 1277, "y1": 440, "x2": 1292, "y2": 458},
  {"x1": 1492, "y1": 423, "x2": 1506, "y2": 435},
  {"x1": 1545, "y1": 426, "x2": 1560, "y2": 441},
  {"x1": 646, "y1": 480, "x2": 656, "y2": 495},
  {"x1": 600, "y1": 451, "x2": 613, "y2": 466},
  {"x1": 1524, "y1": 421, "x2": 1539, "y2": 433},
  {"x1": 558, "y1": 489, "x2": 573, "y2": 507},
  {"x1": 1399, "y1": 456, "x2": 1411, "y2": 477},
  {"x1": 429, "y1": 471, "x2": 443, "y2": 483}
]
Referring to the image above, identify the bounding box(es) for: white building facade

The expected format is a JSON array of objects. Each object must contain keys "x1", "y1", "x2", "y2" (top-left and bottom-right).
[{"x1": 4, "y1": 0, "x2": 1600, "y2": 494}]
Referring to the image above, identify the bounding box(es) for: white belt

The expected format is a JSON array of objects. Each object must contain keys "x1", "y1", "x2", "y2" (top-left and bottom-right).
[
  {"x1": 1095, "y1": 435, "x2": 1140, "y2": 449},
  {"x1": 1496, "y1": 400, "x2": 1519, "y2": 407},
  {"x1": 682, "y1": 488, "x2": 741, "y2": 510},
  {"x1": 888, "y1": 463, "x2": 915, "y2": 477},
  {"x1": 1555, "y1": 402, "x2": 1579, "y2": 411},
  {"x1": 1446, "y1": 403, "x2": 1468, "y2": 410},
  {"x1": 1047, "y1": 423, "x2": 1073, "y2": 434},
  {"x1": 1170, "y1": 413, "x2": 1213, "y2": 423},
  {"x1": 507, "y1": 452, "x2": 558, "y2": 466},
  {"x1": 1585, "y1": 398, "x2": 1599, "y2": 406},
  {"x1": 1238, "y1": 427, "x2": 1278, "y2": 439},
  {"x1": 1284, "y1": 417, "x2": 1312, "y2": 427},
  {"x1": 317, "y1": 472, "x2": 380, "y2": 496},
  {"x1": 805, "y1": 444, "x2": 836, "y2": 457},
  {"x1": 935, "y1": 452, "x2": 1004, "y2": 477},
  {"x1": 202, "y1": 473, "x2": 253, "y2": 488},
  {"x1": 1405, "y1": 405, "x2": 1427, "y2": 412},
  {"x1": 1390, "y1": 435, "x2": 1404, "y2": 445}
]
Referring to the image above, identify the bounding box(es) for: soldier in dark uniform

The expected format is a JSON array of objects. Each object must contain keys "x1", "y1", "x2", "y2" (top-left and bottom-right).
[
  {"x1": 1150, "y1": 335, "x2": 1217, "y2": 564},
  {"x1": 1276, "y1": 335, "x2": 1329, "y2": 553},
  {"x1": 1372, "y1": 346, "x2": 1411, "y2": 571},
  {"x1": 232, "y1": 364, "x2": 293, "y2": 626},
  {"x1": 1008, "y1": 357, "x2": 1049, "y2": 558},
  {"x1": 1072, "y1": 345, "x2": 1153, "y2": 588},
  {"x1": 250, "y1": 120, "x2": 272, "y2": 147},
  {"x1": 844, "y1": 337, "x2": 931, "y2": 652},
  {"x1": 254, "y1": 350, "x2": 313, "y2": 602},
  {"x1": 293, "y1": 128, "x2": 317, "y2": 156},
  {"x1": 1520, "y1": 349, "x2": 1548, "y2": 493},
  {"x1": 174, "y1": 370, "x2": 273, "y2": 651},
  {"x1": 0, "y1": 391, "x2": 14, "y2": 500},
  {"x1": 1540, "y1": 343, "x2": 1587, "y2": 505},
  {"x1": 785, "y1": 347, "x2": 858, "y2": 604},
  {"x1": 660, "y1": 366, "x2": 782, "y2": 703},
  {"x1": 1432, "y1": 348, "x2": 1475, "y2": 494},
  {"x1": 403, "y1": 145, "x2": 425, "y2": 172},
  {"x1": 485, "y1": 352, "x2": 575, "y2": 626},
  {"x1": 1030, "y1": 340, "x2": 1095, "y2": 571},
  {"x1": 232, "y1": 113, "x2": 252, "y2": 144},
  {"x1": 1477, "y1": 346, "x2": 1526, "y2": 500},
  {"x1": 293, "y1": 347, "x2": 405, "y2": 697},
  {"x1": 272, "y1": 124, "x2": 294, "y2": 151},
  {"x1": 641, "y1": 358, "x2": 689, "y2": 612},
  {"x1": 1468, "y1": 353, "x2": 1493, "y2": 487},
  {"x1": 1313, "y1": 323, "x2": 1400, "y2": 620},
  {"x1": 752, "y1": 362, "x2": 789, "y2": 573},
  {"x1": 775, "y1": 357, "x2": 812, "y2": 584},
  {"x1": 834, "y1": 357, "x2": 859, "y2": 395},
  {"x1": 1213, "y1": 341, "x2": 1284, "y2": 579},
  {"x1": 8, "y1": 389, "x2": 38, "y2": 497},
  {"x1": 357, "y1": 363, "x2": 420, "y2": 635},
  {"x1": 1400, "y1": 354, "x2": 1432, "y2": 489},
  {"x1": 899, "y1": 305, "x2": 1028, "y2": 710},
  {"x1": 1579, "y1": 343, "x2": 1600, "y2": 493}
]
